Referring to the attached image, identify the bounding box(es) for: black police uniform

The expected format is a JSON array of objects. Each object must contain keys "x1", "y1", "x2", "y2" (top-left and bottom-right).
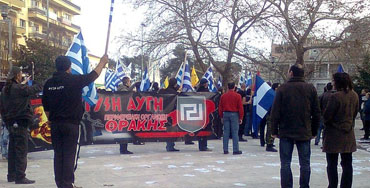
[
  {"x1": 42, "y1": 71, "x2": 98, "y2": 188},
  {"x1": 0, "y1": 80, "x2": 42, "y2": 183}
]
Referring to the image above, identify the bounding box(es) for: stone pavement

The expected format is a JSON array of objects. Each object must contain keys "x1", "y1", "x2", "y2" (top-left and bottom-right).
[{"x1": 0, "y1": 122, "x2": 369, "y2": 188}]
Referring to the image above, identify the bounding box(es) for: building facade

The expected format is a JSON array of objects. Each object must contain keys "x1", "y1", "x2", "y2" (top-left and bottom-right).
[
  {"x1": 263, "y1": 42, "x2": 355, "y2": 95},
  {"x1": 0, "y1": 0, "x2": 80, "y2": 75}
]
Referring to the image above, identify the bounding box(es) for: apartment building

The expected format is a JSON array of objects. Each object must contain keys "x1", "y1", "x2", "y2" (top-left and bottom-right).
[
  {"x1": 0, "y1": 0, "x2": 80, "y2": 74},
  {"x1": 262, "y1": 42, "x2": 355, "y2": 94}
]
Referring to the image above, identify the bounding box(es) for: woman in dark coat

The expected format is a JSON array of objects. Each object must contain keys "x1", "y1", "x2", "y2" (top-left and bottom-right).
[{"x1": 323, "y1": 72, "x2": 359, "y2": 188}]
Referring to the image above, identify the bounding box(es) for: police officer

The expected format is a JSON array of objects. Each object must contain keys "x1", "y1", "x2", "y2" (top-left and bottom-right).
[
  {"x1": 42, "y1": 55, "x2": 108, "y2": 188},
  {"x1": 196, "y1": 78, "x2": 212, "y2": 151},
  {"x1": 0, "y1": 66, "x2": 42, "y2": 184}
]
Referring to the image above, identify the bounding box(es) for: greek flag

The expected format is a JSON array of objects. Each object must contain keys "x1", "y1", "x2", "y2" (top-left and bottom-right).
[
  {"x1": 238, "y1": 74, "x2": 245, "y2": 88},
  {"x1": 140, "y1": 68, "x2": 151, "y2": 91},
  {"x1": 202, "y1": 67, "x2": 217, "y2": 92},
  {"x1": 105, "y1": 68, "x2": 118, "y2": 91},
  {"x1": 115, "y1": 61, "x2": 126, "y2": 79},
  {"x1": 175, "y1": 62, "x2": 184, "y2": 86},
  {"x1": 66, "y1": 31, "x2": 98, "y2": 105},
  {"x1": 245, "y1": 71, "x2": 252, "y2": 87},
  {"x1": 217, "y1": 75, "x2": 222, "y2": 88},
  {"x1": 182, "y1": 61, "x2": 194, "y2": 92},
  {"x1": 252, "y1": 75, "x2": 275, "y2": 137}
]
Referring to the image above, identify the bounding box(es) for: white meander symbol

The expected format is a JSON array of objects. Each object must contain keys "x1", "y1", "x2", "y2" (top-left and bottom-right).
[{"x1": 180, "y1": 104, "x2": 203, "y2": 121}]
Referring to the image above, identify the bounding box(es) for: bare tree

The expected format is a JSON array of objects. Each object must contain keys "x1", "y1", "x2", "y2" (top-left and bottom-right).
[
  {"x1": 264, "y1": 0, "x2": 370, "y2": 65},
  {"x1": 119, "y1": 0, "x2": 272, "y2": 84}
]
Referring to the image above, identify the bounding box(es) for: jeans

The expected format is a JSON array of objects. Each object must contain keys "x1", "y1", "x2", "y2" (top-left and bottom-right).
[
  {"x1": 1, "y1": 124, "x2": 9, "y2": 158},
  {"x1": 280, "y1": 138, "x2": 311, "y2": 188},
  {"x1": 223, "y1": 112, "x2": 240, "y2": 152},
  {"x1": 315, "y1": 119, "x2": 324, "y2": 144},
  {"x1": 326, "y1": 153, "x2": 353, "y2": 188}
]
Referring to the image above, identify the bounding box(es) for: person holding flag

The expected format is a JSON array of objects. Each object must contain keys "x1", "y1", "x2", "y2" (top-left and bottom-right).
[{"x1": 42, "y1": 54, "x2": 108, "y2": 188}]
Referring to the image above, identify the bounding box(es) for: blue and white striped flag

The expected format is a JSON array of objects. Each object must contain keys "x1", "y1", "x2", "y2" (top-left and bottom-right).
[
  {"x1": 238, "y1": 74, "x2": 245, "y2": 88},
  {"x1": 140, "y1": 68, "x2": 151, "y2": 91},
  {"x1": 109, "y1": 0, "x2": 114, "y2": 23},
  {"x1": 66, "y1": 32, "x2": 98, "y2": 105},
  {"x1": 115, "y1": 61, "x2": 126, "y2": 79},
  {"x1": 202, "y1": 67, "x2": 217, "y2": 92},
  {"x1": 217, "y1": 75, "x2": 222, "y2": 89},
  {"x1": 105, "y1": 68, "x2": 118, "y2": 91},
  {"x1": 252, "y1": 75, "x2": 275, "y2": 137},
  {"x1": 245, "y1": 71, "x2": 252, "y2": 88},
  {"x1": 175, "y1": 62, "x2": 184, "y2": 86},
  {"x1": 182, "y1": 61, "x2": 194, "y2": 92}
]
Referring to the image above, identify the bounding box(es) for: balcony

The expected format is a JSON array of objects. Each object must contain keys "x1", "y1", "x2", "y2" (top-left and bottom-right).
[
  {"x1": 57, "y1": 17, "x2": 79, "y2": 34},
  {"x1": 51, "y1": 0, "x2": 81, "y2": 15},
  {"x1": 28, "y1": 31, "x2": 46, "y2": 39},
  {"x1": 28, "y1": 7, "x2": 47, "y2": 22},
  {"x1": 15, "y1": 26, "x2": 26, "y2": 35},
  {"x1": 1, "y1": 0, "x2": 25, "y2": 9}
]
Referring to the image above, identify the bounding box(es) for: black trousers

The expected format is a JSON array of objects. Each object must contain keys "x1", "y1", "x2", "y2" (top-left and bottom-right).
[
  {"x1": 198, "y1": 137, "x2": 207, "y2": 151},
  {"x1": 51, "y1": 122, "x2": 80, "y2": 188},
  {"x1": 364, "y1": 120, "x2": 370, "y2": 139},
  {"x1": 259, "y1": 117, "x2": 267, "y2": 146},
  {"x1": 7, "y1": 120, "x2": 29, "y2": 181},
  {"x1": 119, "y1": 143, "x2": 128, "y2": 152},
  {"x1": 326, "y1": 153, "x2": 353, "y2": 188}
]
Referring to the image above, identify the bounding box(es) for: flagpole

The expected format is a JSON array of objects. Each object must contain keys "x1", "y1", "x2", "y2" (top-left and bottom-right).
[
  {"x1": 104, "y1": 0, "x2": 114, "y2": 55},
  {"x1": 180, "y1": 51, "x2": 188, "y2": 89}
]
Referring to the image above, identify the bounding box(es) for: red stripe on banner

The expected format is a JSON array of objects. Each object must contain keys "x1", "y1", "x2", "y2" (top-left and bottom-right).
[
  {"x1": 196, "y1": 131, "x2": 212, "y2": 137},
  {"x1": 31, "y1": 99, "x2": 42, "y2": 105},
  {"x1": 135, "y1": 132, "x2": 188, "y2": 138}
]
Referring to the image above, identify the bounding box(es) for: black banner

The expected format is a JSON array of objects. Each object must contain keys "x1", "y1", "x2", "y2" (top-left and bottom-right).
[{"x1": 29, "y1": 91, "x2": 222, "y2": 151}]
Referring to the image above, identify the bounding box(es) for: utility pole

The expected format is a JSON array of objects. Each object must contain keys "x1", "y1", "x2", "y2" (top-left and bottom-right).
[
  {"x1": 1, "y1": 5, "x2": 12, "y2": 70},
  {"x1": 141, "y1": 23, "x2": 145, "y2": 78},
  {"x1": 46, "y1": 0, "x2": 50, "y2": 43}
]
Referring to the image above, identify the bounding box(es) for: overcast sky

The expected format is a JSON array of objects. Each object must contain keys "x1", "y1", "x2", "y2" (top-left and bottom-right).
[{"x1": 72, "y1": 0, "x2": 144, "y2": 58}]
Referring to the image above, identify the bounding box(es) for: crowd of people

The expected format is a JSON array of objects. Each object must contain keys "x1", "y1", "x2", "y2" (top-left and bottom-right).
[{"x1": 0, "y1": 55, "x2": 369, "y2": 188}]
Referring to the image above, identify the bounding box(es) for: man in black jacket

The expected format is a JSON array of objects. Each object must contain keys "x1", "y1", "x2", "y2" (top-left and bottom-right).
[
  {"x1": 158, "y1": 78, "x2": 180, "y2": 152},
  {"x1": 42, "y1": 55, "x2": 108, "y2": 188},
  {"x1": 0, "y1": 66, "x2": 42, "y2": 184},
  {"x1": 271, "y1": 64, "x2": 320, "y2": 188}
]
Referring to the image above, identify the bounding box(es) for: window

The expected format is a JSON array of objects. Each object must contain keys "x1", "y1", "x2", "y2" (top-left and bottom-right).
[
  {"x1": 31, "y1": 0, "x2": 39, "y2": 7},
  {"x1": 275, "y1": 47, "x2": 283, "y2": 53},
  {"x1": 318, "y1": 64, "x2": 328, "y2": 78},
  {"x1": 63, "y1": 13, "x2": 71, "y2": 20},
  {"x1": 19, "y1": 19, "x2": 26, "y2": 28}
]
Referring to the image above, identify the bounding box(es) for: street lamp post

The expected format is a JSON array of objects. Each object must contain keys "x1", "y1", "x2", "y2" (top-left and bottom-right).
[
  {"x1": 1, "y1": 5, "x2": 12, "y2": 71},
  {"x1": 141, "y1": 23, "x2": 146, "y2": 78}
]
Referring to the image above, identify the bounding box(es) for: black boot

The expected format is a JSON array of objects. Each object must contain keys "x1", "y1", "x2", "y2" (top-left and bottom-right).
[
  {"x1": 15, "y1": 178, "x2": 35, "y2": 184},
  {"x1": 266, "y1": 144, "x2": 277, "y2": 152}
]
